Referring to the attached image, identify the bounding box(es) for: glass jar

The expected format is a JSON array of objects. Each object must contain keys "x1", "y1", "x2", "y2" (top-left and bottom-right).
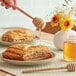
[{"x1": 64, "y1": 35, "x2": 76, "y2": 61}]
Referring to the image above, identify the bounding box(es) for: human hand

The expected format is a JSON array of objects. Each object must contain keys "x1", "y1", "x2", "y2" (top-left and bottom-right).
[{"x1": 0, "y1": 0, "x2": 17, "y2": 10}]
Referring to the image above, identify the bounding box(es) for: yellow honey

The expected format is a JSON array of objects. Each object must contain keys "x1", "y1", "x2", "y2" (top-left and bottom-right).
[{"x1": 64, "y1": 42, "x2": 76, "y2": 61}]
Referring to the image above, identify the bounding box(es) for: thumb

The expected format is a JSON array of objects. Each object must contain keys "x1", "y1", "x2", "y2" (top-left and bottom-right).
[
  {"x1": 14, "y1": 0, "x2": 17, "y2": 6},
  {"x1": 12, "y1": 0, "x2": 17, "y2": 10}
]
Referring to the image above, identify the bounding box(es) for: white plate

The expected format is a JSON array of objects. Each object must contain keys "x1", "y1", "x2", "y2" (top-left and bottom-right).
[
  {"x1": 0, "y1": 38, "x2": 38, "y2": 46},
  {"x1": 1, "y1": 52, "x2": 55, "y2": 65}
]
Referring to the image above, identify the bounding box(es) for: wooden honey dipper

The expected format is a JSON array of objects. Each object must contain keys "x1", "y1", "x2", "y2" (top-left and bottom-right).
[
  {"x1": 22, "y1": 63, "x2": 76, "y2": 73},
  {"x1": 14, "y1": 6, "x2": 46, "y2": 30},
  {"x1": 5, "y1": 1, "x2": 46, "y2": 30}
]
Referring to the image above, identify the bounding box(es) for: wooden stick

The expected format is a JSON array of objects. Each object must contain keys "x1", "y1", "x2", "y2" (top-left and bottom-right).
[
  {"x1": 13, "y1": 6, "x2": 34, "y2": 19},
  {"x1": 0, "y1": 69, "x2": 16, "y2": 76},
  {"x1": 22, "y1": 63, "x2": 76, "y2": 73},
  {"x1": 4, "y1": 1, "x2": 34, "y2": 19},
  {"x1": 22, "y1": 67, "x2": 67, "y2": 73}
]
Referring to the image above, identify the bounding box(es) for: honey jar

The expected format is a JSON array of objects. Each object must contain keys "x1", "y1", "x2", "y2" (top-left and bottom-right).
[{"x1": 64, "y1": 35, "x2": 76, "y2": 61}]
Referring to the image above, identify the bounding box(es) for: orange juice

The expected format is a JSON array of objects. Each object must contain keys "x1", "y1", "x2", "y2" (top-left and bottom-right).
[{"x1": 64, "y1": 42, "x2": 76, "y2": 61}]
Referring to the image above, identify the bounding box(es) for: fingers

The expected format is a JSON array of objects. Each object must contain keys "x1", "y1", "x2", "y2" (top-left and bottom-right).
[
  {"x1": 1, "y1": 2, "x2": 5, "y2": 6},
  {"x1": 2, "y1": 0, "x2": 11, "y2": 9},
  {"x1": 5, "y1": 4, "x2": 11, "y2": 9},
  {"x1": 0, "y1": 0, "x2": 17, "y2": 10},
  {"x1": 0, "y1": 0, "x2": 5, "y2": 6},
  {"x1": 14, "y1": 0, "x2": 17, "y2": 6},
  {"x1": 12, "y1": 0, "x2": 17, "y2": 10},
  {"x1": 4, "y1": 0, "x2": 14, "y2": 5},
  {"x1": 0, "y1": 0, "x2": 3, "y2": 2}
]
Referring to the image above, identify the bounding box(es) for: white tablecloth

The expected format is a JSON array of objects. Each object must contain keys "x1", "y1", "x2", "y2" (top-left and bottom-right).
[{"x1": 0, "y1": 39, "x2": 76, "y2": 76}]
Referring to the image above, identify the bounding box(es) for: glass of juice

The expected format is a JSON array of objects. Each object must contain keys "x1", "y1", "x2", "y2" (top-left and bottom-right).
[{"x1": 64, "y1": 35, "x2": 76, "y2": 61}]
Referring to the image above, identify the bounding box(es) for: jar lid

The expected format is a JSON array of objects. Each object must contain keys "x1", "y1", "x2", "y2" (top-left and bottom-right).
[{"x1": 68, "y1": 35, "x2": 76, "y2": 43}]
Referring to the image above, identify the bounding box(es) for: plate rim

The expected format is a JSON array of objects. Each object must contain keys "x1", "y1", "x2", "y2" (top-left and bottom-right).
[
  {"x1": 0, "y1": 37, "x2": 38, "y2": 44},
  {"x1": 1, "y1": 52, "x2": 56, "y2": 63},
  {"x1": 0, "y1": 36, "x2": 39, "y2": 46}
]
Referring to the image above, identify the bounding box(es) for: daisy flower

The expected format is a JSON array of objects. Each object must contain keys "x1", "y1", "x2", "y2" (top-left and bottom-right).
[
  {"x1": 60, "y1": 16, "x2": 74, "y2": 30},
  {"x1": 50, "y1": 13, "x2": 62, "y2": 27}
]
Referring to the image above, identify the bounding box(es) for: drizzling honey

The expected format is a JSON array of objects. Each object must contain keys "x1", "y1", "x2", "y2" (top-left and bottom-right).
[{"x1": 33, "y1": 17, "x2": 46, "y2": 44}]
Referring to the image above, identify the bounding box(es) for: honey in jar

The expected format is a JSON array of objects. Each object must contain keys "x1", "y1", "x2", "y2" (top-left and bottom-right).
[{"x1": 64, "y1": 35, "x2": 76, "y2": 61}]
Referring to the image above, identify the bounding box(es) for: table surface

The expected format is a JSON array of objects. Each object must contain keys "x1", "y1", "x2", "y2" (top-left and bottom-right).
[{"x1": 0, "y1": 29, "x2": 76, "y2": 76}]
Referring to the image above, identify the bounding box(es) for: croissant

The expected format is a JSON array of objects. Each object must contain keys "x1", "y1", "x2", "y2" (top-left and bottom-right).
[
  {"x1": 1, "y1": 29, "x2": 34, "y2": 42},
  {"x1": 2, "y1": 44, "x2": 30, "y2": 60},
  {"x1": 23, "y1": 45, "x2": 52, "y2": 61}
]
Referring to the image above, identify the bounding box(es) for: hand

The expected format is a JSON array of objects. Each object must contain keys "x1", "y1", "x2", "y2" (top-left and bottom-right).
[{"x1": 0, "y1": 0, "x2": 17, "y2": 10}]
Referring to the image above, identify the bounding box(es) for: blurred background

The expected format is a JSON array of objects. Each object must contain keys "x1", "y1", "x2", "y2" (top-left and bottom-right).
[{"x1": 0, "y1": 0, "x2": 76, "y2": 30}]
